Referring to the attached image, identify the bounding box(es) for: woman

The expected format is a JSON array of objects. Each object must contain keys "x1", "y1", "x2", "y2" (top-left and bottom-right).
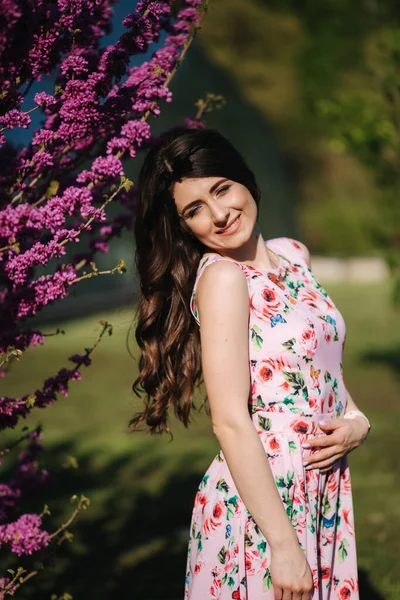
[{"x1": 130, "y1": 127, "x2": 370, "y2": 600}]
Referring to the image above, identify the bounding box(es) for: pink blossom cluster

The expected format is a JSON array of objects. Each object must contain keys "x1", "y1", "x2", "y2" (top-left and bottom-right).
[{"x1": 0, "y1": 513, "x2": 50, "y2": 556}]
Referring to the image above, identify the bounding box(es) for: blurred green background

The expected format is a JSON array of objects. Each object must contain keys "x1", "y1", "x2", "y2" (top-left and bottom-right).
[{"x1": 2, "y1": 0, "x2": 400, "y2": 598}]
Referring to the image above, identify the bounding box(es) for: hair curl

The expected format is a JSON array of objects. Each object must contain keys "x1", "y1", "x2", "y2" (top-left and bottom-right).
[{"x1": 129, "y1": 126, "x2": 261, "y2": 435}]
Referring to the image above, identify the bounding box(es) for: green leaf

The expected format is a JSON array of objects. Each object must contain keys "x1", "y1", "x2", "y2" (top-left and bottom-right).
[
  {"x1": 45, "y1": 180, "x2": 60, "y2": 199},
  {"x1": 117, "y1": 258, "x2": 126, "y2": 274},
  {"x1": 121, "y1": 177, "x2": 134, "y2": 192},
  {"x1": 262, "y1": 568, "x2": 272, "y2": 591},
  {"x1": 228, "y1": 495, "x2": 239, "y2": 507},
  {"x1": 200, "y1": 474, "x2": 209, "y2": 489},
  {"x1": 25, "y1": 395, "x2": 36, "y2": 408},
  {"x1": 251, "y1": 327, "x2": 263, "y2": 350},
  {"x1": 258, "y1": 415, "x2": 271, "y2": 431},
  {"x1": 216, "y1": 478, "x2": 229, "y2": 493},
  {"x1": 288, "y1": 440, "x2": 297, "y2": 453},
  {"x1": 283, "y1": 396, "x2": 295, "y2": 406},
  {"x1": 257, "y1": 540, "x2": 267, "y2": 555},
  {"x1": 286, "y1": 471, "x2": 295, "y2": 485},
  {"x1": 217, "y1": 545, "x2": 227, "y2": 564},
  {"x1": 282, "y1": 338, "x2": 296, "y2": 353},
  {"x1": 282, "y1": 370, "x2": 306, "y2": 391},
  {"x1": 338, "y1": 539, "x2": 349, "y2": 564},
  {"x1": 275, "y1": 475, "x2": 286, "y2": 488}
]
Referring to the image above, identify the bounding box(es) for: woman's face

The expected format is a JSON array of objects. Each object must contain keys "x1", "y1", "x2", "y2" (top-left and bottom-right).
[{"x1": 173, "y1": 176, "x2": 258, "y2": 252}]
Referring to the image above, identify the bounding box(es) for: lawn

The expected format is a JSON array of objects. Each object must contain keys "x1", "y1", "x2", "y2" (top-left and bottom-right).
[{"x1": 1, "y1": 281, "x2": 399, "y2": 599}]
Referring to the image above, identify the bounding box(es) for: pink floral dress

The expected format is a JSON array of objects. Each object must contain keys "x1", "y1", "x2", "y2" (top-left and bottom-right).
[{"x1": 184, "y1": 237, "x2": 359, "y2": 600}]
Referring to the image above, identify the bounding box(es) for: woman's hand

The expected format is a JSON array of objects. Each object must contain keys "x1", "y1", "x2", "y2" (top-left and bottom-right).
[
  {"x1": 302, "y1": 416, "x2": 370, "y2": 474},
  {"x1": 270, "y1": 541, "x2": 314, "y2": 600}
]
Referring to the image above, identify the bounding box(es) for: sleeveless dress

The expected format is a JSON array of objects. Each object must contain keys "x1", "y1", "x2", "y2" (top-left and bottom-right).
[{"x1": 184, "y1": 237, "x2": 359, "y2": 600}]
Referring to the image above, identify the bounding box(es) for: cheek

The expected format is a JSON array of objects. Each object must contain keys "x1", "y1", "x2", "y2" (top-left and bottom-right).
[{"x1": 236, "y1": 188, "x2": 257, "y2": 215}]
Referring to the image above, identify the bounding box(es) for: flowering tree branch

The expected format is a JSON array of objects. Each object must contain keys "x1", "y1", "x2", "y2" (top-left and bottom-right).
[{"x1": 0, "y1": 0, "x2": 215, "y2": 594}]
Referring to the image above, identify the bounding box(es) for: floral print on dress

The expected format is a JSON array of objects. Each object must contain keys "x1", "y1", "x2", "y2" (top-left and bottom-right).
[{"x1": 185, "y1": 237, "x2": 359, "y2": 599}]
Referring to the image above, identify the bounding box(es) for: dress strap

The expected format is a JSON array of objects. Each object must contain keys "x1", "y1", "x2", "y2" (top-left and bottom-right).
[{"x1": 266, "y1": 237, "x2": 311, "y2": 269}]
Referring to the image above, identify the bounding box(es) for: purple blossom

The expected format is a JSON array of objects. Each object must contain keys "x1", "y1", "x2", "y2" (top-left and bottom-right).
[
  {"x1": 34, "y1": 92, "x2": 58, "y2": 110},
  {"x1": 60, "y1": 54, "x2": 89, "y2": 76},
  {"x1": 184, "y1": 117, "x2": 205, "y2": 129},
  {"x1": 0, "y1": 109, "x2": 31, "y2": 130},
  {"x1": 107, "y1": 120, "x2": 151, "y2": 157},
  {"x1": 178, "y1": 7, "x2": 202, "y2": 23},
  {"x1": 69, "y1": 353, "x2": 92, "y2": 367},
  {"x1": 32, "y1": 128, "x2": 56, "y2": 147},
  {"x1": 77, "y1": 155, "x2": 124, "y2": 183},
  {"x1": 5, "y1": 234, "x2": 69, "y2": 287},
  {"x1": 0, "y1": 514, "x2": 50, "y2": 556},
  {"x1": 16, "y1": 265, "x2": 78, "y2": 319},
  {"x1": 0, "y1": 577, "x2": 16, "y2": 595},
  {"x1": 31, "y1": 150, "x2": 54, "y2": 173}
]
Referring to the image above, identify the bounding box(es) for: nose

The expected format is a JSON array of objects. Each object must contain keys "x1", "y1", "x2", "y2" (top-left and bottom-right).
[{"x1": 209, "y1": 201, "x2": 230, "y2": 225}]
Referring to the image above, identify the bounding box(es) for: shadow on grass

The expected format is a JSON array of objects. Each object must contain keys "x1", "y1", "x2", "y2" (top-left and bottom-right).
[
  {"x1": 2, "y1": 439, "x2": 385, "y2": 600},
  {"x1": 8, "y1": 439, "x2": 203, "y2": 600}
]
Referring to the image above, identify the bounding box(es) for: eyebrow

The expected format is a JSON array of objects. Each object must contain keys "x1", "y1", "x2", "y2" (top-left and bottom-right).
[{"x1": 180, "y1": 178, "x2": 229, "y2": 217}]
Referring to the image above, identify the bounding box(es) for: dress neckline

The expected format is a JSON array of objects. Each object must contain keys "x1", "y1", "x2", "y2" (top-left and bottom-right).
[{"x1": 200, "y1": 239, "x2": 290, "y2": 275}]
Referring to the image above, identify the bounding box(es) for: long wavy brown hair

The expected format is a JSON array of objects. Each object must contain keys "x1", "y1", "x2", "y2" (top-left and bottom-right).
[{"x1": 129, "y1": 126, "x2": 261, "y2": 435}]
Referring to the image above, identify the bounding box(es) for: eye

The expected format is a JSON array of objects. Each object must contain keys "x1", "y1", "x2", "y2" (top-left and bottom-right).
[
  {"x1": 188, "y1": 205, "x2": 201, "y2": 219},
  {"x1": 217, "y1": 184, "x2": 230, "y2": 195}
]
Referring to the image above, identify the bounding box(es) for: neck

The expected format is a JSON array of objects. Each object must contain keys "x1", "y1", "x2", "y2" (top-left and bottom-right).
[{"x1": 208, "y1": 224, "x2": 279, "y2": 270}]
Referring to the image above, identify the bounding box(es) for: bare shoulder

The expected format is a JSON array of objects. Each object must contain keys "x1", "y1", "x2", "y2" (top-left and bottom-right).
[
  {"x1": 196, "y1": 258, "x2": 247, "y2": 296},
  {"x1": 196, "y1": 259, "x2": 249, "y2": 322}
]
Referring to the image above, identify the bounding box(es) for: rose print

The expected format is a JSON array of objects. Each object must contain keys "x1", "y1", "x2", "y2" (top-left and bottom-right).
[
  {"x1": 266, "y1": 434, "x2": 281, "y2": 457},
  {"x1": 299, "y1": 321, "x2": 318, "y2": 358},
  {"x1": 309, "y1": 395, "x2": 318, "y2": 409},
  {"x1": 202, "y1": 500, "x2": 225, "y2": 537},
  {"x1": 338, "y1": 577, "x2": 358, "y2": 599},
  {"x1": 292, "y1": 419, "x2": 310, "y2": 434},
  {"x1": 260, "y1": 286, "x2": 282, "y2": 319},
  {"x1": 195, "y1": 492, "x2": 208, "y2": 513},
  {"x1": 194, "y1": 559, "x2": 204, "y2": 574},
  {"x1": 259, "y1": 366, "x2": 273, "y2": 381}
]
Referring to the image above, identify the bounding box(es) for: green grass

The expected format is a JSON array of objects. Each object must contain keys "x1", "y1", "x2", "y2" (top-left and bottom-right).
[{"x1": 1, "y1": 281, "x2": 399, "y2": 599}]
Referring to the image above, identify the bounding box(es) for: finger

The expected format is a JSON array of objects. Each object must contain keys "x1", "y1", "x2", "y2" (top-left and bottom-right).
[
  {"x1": 318, "y1": 418, "x2": 345, "y2": 430},
  {"x1": 274, "y1": 586, "x2": 283, "y2": 600},
  {"x1": 306, "y1": 454, "x2": 342, "y2": 470},
  {"x1": 302, "y1": 434, "x2": 341, "y2": 449},
  {"x1": 282, "y1": 591, "x2": 292, "y2": 600},
  {"x1": 302, "y1": 591, "x2": 312, "y2": 600},
  {"x1": 293, "y1": 591, "x2": 302, "y2": 600},
  {"x1": 303, "y1": 446, "x2": 340, "y2": 465}
]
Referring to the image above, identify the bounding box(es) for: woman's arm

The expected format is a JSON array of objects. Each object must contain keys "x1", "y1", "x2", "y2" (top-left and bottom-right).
[
  {"x1": 196, "y1": 260, "x2": 298, "y2": 548},
  {"x1": 196, "y1": 261, "x2": 314, "y2": 600}
]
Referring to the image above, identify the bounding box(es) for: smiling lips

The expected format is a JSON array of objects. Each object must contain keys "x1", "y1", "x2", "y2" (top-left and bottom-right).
[{"x1": 217, "y1": 214, "x2": 241, "y2": 236}]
